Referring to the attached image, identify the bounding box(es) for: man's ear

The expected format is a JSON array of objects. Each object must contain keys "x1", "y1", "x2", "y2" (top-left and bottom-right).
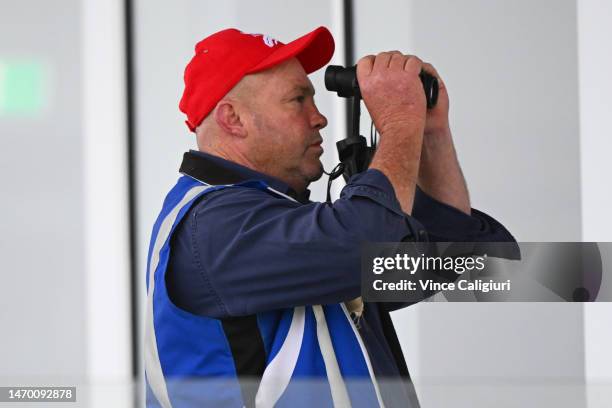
[{"x1": 214, "y1": 100, "x2": 248, "y2": 137}]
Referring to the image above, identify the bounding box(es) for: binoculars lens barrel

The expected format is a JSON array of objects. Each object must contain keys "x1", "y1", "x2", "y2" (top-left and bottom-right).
[{"x1": 325, "y1": 65, "x2": 359, "y2": 98}]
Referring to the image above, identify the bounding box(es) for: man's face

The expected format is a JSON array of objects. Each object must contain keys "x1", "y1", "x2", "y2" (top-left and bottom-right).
[{"x1": 241, "y1": 58, "x2": 328, "y2": 191}]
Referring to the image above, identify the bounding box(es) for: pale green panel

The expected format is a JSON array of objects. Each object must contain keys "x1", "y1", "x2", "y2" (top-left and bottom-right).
[{"x1": 0, "y1": 61, "x2": 47, "y2": 116}]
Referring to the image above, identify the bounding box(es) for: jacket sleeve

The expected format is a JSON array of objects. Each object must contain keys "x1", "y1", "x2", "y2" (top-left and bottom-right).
[
  {"x1": 381, "y1": 187, "x2": 519, "y2": 312},
  {"x1": 411, "y1": 186, "x2": 517, "y2": 243},
  {"x1": 168, "y1": 170, "x2": 425, "y2": 317}
]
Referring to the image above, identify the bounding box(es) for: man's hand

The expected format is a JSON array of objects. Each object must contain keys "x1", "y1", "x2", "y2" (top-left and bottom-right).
[
  {"x1": 422, "y1": 63, "x2": 450, "y2": 137},
  {"x1": 357, "y1": 52, "x2": 427, "y2": 137},
  {"x1": 418, "y1": 62, "x2": 471, "y2": 214},
  {"x1": 357, "y1": 52, "x2": 427, "y2": 214}
]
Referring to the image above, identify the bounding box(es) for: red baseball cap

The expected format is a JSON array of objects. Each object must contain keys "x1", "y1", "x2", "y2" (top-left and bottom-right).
[{"x1": 179, "y1": 26, "x2": 335, "y2": 132}]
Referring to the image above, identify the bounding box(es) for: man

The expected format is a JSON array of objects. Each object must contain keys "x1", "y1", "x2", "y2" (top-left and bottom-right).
[{"x1": 145, "y1": 27, "x2": 514, "y2": 407}]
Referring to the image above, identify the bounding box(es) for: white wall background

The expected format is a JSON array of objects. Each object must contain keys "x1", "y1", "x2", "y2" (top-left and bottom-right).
[
  {"x1": 0, "y1": 1, "x2": 88, "y2": 405},
  {"x1": 0, "y1": 0, "x2": 610, "y2": 407},
  {"x1": 82, "y1": 0, "x2": 132, "y2": 406},
  {"x1": 577, "y1": 0, "x2": 612, "y2": 406}
]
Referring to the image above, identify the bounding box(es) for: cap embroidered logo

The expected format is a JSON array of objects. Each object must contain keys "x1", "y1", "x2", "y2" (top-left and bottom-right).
[{"x1": 246, "y1": 32, "x2": 279, "y2": 48}]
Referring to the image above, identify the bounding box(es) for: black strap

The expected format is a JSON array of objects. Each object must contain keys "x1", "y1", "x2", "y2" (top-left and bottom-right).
[{"x1": 323, "y1": 162, "x2": 346, "y2": 203}]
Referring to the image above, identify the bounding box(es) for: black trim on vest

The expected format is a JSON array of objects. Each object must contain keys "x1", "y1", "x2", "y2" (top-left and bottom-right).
[
  {"x1": 180, "y1": 151, "x2": 246, "y2": 186},
  {"x1": 221, "y1": 316, "x2": 266, "y2": 407},
  {"x1": 179, "y1": 151, "x2": 311, "y2": 203},
  {"x1": 377, "y1": 307, "x2": 411, "y2": 379}
]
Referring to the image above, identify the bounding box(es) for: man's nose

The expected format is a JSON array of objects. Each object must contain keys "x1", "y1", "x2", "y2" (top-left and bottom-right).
[{"x1": 311, "y1": 105, "x2": 328, "y2": 130}]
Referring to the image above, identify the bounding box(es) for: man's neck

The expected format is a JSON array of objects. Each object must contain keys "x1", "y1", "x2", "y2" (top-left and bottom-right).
[
  {"x1": 199, "y1": 146, "x2": 307, "y2": 193},
  {"x1": 201, "y1": 145, "x2": 254, "y2": 171}
]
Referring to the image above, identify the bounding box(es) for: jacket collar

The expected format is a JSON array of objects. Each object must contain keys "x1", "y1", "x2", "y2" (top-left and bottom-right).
[{"x1": 179, "y1": 150, "x2": 311, "y2": 203}]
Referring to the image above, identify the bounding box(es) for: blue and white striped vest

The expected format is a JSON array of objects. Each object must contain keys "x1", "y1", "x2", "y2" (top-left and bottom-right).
[{"x1": 145, "y1": 175, "x2": 385, "y2": 407}]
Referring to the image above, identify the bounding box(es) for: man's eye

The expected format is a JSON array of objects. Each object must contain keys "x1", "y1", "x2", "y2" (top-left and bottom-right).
[{"x1": 294, "y1": 95, "x2": 305, "y2": 103}]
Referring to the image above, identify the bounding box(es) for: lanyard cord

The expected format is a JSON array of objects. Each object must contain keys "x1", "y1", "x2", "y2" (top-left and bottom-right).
[{"x1": 323, "y1": 162, "x2": 346, "y2": 203}]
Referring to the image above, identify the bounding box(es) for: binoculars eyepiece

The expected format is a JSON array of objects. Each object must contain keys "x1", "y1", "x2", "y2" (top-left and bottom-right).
[{"x1": 324, "y1": 64, "x2": 439, "y2": 109}]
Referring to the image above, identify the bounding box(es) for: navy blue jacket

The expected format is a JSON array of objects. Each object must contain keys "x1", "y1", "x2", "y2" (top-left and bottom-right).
[{"x1": 165, "y1": 150, "x2": 515, "y2": 406}]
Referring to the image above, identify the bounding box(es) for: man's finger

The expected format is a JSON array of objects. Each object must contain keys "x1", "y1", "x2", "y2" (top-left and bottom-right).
[
  {"x1": 373, "y1": 52, "x2": 393, "y2": 70},
  {"x1": 356, "y1": 54, "x2": 375, "y2": 76},
  {"x1": 389, "y1": 53, "x2": 408, "y2": 70},
  {"x1": 403, "y1": 55, "x2": 423, "y2": 75}
]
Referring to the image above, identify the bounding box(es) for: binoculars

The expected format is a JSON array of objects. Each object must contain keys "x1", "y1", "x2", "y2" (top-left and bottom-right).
[
  {"x1": 324, "y1": 65, "x2": 439, "y2": 109},
  {"x1": 322, "y1": 64, "x2": 439, "y2": 183}
]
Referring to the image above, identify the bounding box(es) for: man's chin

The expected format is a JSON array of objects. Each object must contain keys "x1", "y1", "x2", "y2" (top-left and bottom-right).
[{"x1": 306, "y1": 162, "x2": 324, "y2": 183}]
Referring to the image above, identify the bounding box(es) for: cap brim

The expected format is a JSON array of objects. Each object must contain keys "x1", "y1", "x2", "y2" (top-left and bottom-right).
[{"x1": 248, "y1": 26, "x2": 335, "y2": 75}]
